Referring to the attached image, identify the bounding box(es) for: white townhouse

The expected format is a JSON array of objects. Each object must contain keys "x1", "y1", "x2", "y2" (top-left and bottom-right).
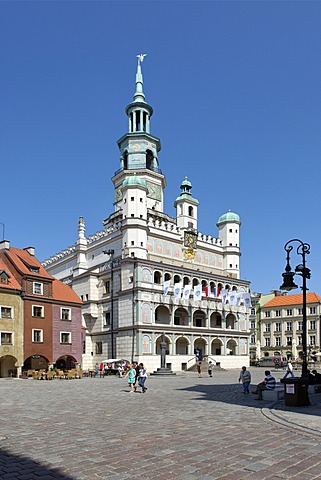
[
  {"x1": 42, "y1": 56, "x2": 252, "y2": 372},
  {"x1": 259, "y1": 291, "x2": 321, "y2": 360}
]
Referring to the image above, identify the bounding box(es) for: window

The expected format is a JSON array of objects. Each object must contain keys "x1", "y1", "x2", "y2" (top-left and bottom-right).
[
  {"x1": 310, "y1": 336, "x2": 316, "y2": 346},
  {"x1": 96, "y1": 342, "x2": 102, "y2": 354},
  {"x1": 250, "y1": 320, "x2": 256, "y2": 329},
  {"x1": 265, "y1": 338, "x2": 270, "y2": 347},
  {"x1": 265, "y1": 324, "x2": 270, "y2": 333},
  {"x1": 32, "y1": 329, "x2": 43, "y2": 343},
  {"x1": 250, "y1": 334, "x2": 256, "y2": 344},
  {"x1": 298, "y1": 321, "x2": 303, "y2": 330},
  {"x1": 33, "y1": 282, "x2": 43, "y2": 295},
  {"x1": 286, "y1": 337, "x2": 292, "y2": 346},
  {"x1": 286, "y1": 309, "x2": 293, "y2": 316},
  {"x1": 275, "y1": 323, "x2": 281, "y2": 332},
  {"x1": 32, "y1": 305, "x2": 44, "y2": 318},
  {"x1": 275, "y1": 337, "x2": 281, "y2": 347},
  {"x1": 61, "y1": 308, "x2": 71, "y2": 321},
  {"x1": 298, "y1": 308, "x2": 303, "y2": 315},
  {"x1": 310, "y1": 307, "x2": 316, "y2": 314},
  {"x1": 103, "y1": 280, "x2": 110, "y2": 294},
  {"x1": 60, "y1": 332, "x2": 71, "y2": 344},
  {"x1": 131, "y1": 197, "x2": 134, "y2": 201},
  {"x1": 104, "y1": 312, "x2": 111, "y2": 326},
  {"x1": 286, "y1": 322, "x2": 292, "y2": 331},
  {"x1": 250, "y1": 308, "x2": 255, "y2": 315},
  {"x1": 275, "y1": 310, "x2": 281, "y2": 317},
  {"x1": 310, "y1": 320, "x2": 316, "y2": 330},
  {"x1": 298, "y1": 336, "x2": 302, "y2": 345},
  {"x1": 1, "y1": 306, "x2": 13, "y2": 319},
  {"x1": 265, "y1": 311, "x2": 271, "y2": 318},
  {"x1": 1, "y1": 332, "x2": 12, "y2": 345},
  {"x1": 83, "y1": 340, "x2": 86, "y2": 354}
]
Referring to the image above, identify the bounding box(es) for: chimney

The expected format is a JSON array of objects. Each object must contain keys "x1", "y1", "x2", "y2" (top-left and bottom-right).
[
  {"x1": 24, "y1": 247, "x2": 35, "y2": 256},
  {"x1": 0, "y1": 240, "x2": 10, "y2": 250},
  {"x1": 271, "y1": 289, "x2": 281, "y2": 297}
]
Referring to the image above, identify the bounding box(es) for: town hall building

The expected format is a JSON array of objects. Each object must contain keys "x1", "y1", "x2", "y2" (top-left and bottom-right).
[{"x1": 42, "y1": 56, "x2": 252, "y2": 372}]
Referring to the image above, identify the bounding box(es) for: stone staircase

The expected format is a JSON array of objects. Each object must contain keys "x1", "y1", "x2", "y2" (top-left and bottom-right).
[{"x1": 187, "y1": 359, "x2": 225, "y2": 373}]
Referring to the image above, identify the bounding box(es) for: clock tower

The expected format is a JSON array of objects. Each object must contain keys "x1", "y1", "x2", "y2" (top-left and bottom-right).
[{"x1": 112, "y1": 55, "x2": 166, "y2": 212}]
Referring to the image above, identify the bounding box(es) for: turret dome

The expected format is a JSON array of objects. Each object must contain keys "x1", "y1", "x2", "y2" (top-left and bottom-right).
[{"x1": 217, "y1": 210, "x2": 240, "y2": 225}]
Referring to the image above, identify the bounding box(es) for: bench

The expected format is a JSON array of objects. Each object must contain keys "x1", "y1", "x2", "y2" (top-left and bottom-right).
[
  {"x1": 262, "y1": 386, "x2": 284, "y2": 401},
  {"x1": 308, "y1": 384, "x2": 321, "y2": 395}
]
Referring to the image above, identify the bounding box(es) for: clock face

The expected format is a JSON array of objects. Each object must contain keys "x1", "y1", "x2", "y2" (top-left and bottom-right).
[
  {"x1": 146, "y1": 181, "x2": 162, "y2": 201},
  {"x1": 184, "y1": 231, "x2": 197, "y2": 249},
  {"x1": 132, "y1": 144, "x2": 140, "y2": 152}
]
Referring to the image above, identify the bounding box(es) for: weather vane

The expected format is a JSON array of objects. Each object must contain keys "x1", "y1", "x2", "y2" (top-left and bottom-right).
[{"x1": 137, "y1": 53, "x2": 147, "y2": 65}]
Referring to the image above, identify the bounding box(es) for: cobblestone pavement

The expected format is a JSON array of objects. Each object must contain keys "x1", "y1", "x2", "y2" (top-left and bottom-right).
[{"x1": 1, "y1": 368, "x2": 321, "y2": 480}]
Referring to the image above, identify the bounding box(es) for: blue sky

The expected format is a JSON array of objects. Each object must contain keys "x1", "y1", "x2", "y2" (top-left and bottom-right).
[{"x1": 2, "y1": 1, "x2": 321, "y2": 295}]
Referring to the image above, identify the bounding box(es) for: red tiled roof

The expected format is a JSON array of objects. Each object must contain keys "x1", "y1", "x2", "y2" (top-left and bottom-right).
[
  {"x1": 263, "y1": 292, "x2": 321, "y2": 308},
  {"x1": 5, "y1": 247, "x2": 53, "y2": 279},
  {"x1": 0, "y1": 259, "x2": 22, "y2": 291},
  {"x1": 52, "y1": 280, "x2": 82, "y2": 305}
]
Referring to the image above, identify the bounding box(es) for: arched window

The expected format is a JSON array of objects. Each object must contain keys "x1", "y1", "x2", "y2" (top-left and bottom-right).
[
  {"x1": 174, "y1": 274, "x2": 181, "y2": 284},
  {"x1": 188, "y1": 206, "x2": 193, "y2": 217},
  {"x1": 154, "y1": 271, "x2": 161, "y2": 284},
  {"x1": 146, "y1": 149, "x2": 153, "y2": 170}
]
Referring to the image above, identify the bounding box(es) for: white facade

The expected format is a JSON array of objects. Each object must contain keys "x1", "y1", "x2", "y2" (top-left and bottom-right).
[
  {"x1": 42, "y1": 58, "x2": 251, "y2": 372},
  {"x1": 259, "y1": 292, "x2": 321, "y2": 360}
]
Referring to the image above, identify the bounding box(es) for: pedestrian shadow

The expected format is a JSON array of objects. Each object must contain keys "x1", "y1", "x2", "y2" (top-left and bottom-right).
[{"x1": 0, "y1": 446, "x2": 73, "y2": 478}]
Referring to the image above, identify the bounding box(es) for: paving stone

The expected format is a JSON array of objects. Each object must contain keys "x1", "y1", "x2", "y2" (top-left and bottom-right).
[{"x1": 1, "y1": 371, "x2": 321, "y2": 479}]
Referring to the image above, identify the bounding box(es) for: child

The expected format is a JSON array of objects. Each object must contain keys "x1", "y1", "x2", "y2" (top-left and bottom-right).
[{"x1": 126, "y1": 364, "x2": 136, "y2": 393}]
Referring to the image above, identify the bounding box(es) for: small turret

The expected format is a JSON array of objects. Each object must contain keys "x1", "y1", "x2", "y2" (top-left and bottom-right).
[
  {"x1": 217, "y1": 210, "x2": 241, "y2": 278},
  {"x1": 174, "y1": 177, "x2": 199, "y2": 230}
]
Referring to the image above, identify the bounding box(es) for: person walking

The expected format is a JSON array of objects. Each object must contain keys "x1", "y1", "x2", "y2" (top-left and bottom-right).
[
  {"x1": 95, "y1": 363, "x2": 99, "y2": 378},
  {"x1": 132, "y1": 361, "x2": 140, "y2": 391},
  {"x1": 197, "y1": 361, "x2": 202, "y2": 378},
  {"x1": 125, "y1": 364, "x2": 136, "y2": 393},
  {"x1": 282, "y1": 361, "x2": 295, "y2": 379},
  {"x1": 238, "y1": 366, "x2": 251, "y2": 394},
  {"x1": 138, "y1": 363, "x2": 148, "y2": 393},
  {"x1": 208, "y1": 361, "x2": 214, "y2": 378}
]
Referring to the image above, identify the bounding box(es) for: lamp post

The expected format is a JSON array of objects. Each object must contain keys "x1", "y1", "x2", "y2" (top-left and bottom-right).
[
  {"x1": 103, "y1": 249, "x2": 115, "y2": 359},
  {"x1": 280, "y1": 239, "x2": 311, "y2": 379}
]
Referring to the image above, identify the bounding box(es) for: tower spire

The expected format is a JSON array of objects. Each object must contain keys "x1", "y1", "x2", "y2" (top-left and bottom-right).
[{"x1": 134, "y1": 54, "x2": 147, "y2": 103}]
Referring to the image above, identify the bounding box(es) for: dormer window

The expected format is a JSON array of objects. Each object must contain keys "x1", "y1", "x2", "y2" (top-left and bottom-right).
[
  {"x1": 33, "y1": 282, "x2": 43, "y2": 295},
  {"x1": 30, "y1": 267, "x2": 39, "y2": 273},
  {"x1": 0, "y1": 270, "x2": 9, "y2": 285}
]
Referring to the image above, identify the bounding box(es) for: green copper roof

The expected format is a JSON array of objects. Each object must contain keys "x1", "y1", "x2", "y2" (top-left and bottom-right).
[
  {"x1": 123, "y1": 176, "x2": 147, "y2": 188},
  {"x1": 174, "y1": 177, "x2": 199, "y2": 204},
  {"x1": 217, "y1": 210, "x2": 240, "y2": 224}
]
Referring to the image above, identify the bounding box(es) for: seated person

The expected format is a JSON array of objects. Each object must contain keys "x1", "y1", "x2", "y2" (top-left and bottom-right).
[
  {"x1": 253, "y1": 370, "x2": 276, "y2": 400},
  {"x1": 311, "y1": 370, "x2": 321, "y2": 384},
  {"x1": 307, "y1": 369, "x2": 316, "y2": 385}
]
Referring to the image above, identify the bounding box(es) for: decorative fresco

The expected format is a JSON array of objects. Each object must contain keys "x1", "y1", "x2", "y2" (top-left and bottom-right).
[
  {"x1": 141, "y1": 303, "x2": 151, "y2": 324},
  {"x1": 142, "y1": 334, "x2": 151, "y2": 354}
]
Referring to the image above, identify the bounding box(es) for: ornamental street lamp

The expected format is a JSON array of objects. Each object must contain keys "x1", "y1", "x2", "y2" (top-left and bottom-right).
[{"x1": 280, "y1": 239, "x2": 311, "y2": 379}]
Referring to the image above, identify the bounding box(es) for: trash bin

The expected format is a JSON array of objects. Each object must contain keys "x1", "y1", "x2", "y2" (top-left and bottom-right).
[{"x1": 283, "y1": 377, "x2": 309, "y2": 406}]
